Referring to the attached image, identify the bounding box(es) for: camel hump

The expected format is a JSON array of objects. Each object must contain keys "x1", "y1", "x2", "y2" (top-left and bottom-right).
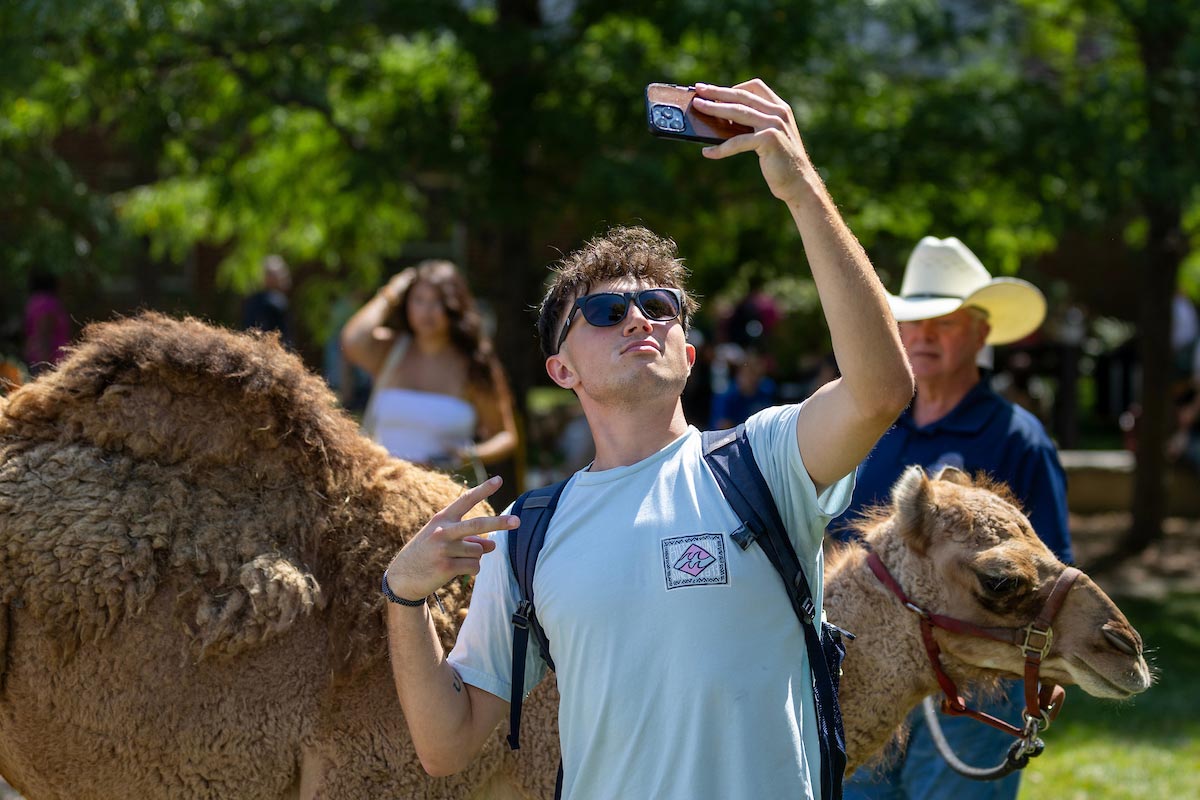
[
  {"x1": 0, "y1": 313, "x2": 400, "y2": 665},
  {"x1": 2, "y1": 312, "x2": 363, "y2": 480}
]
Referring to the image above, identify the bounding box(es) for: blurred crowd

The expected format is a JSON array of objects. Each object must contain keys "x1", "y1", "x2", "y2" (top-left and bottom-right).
[{"x1": 6, "y1": 255, "x2": 1200, "y2": 494}]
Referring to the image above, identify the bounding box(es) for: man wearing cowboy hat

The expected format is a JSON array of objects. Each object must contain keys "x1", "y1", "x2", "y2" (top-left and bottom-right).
[{"x1": 832, "y1": 236, "x2": 1073, "y2": 800}]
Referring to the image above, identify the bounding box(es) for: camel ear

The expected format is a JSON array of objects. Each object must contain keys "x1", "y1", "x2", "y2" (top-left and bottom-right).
[
  {"x1": 891, "y1": 465, "x2": 935, "y2": 553},
  {"x1": 934, "y1": 465, "x2": 972, "y2": 486}
]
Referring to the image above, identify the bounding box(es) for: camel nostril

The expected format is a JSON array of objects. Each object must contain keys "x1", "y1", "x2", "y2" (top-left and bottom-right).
[{"x1": 1102, "y1": 623, "x2": 1140, "y2": 656}]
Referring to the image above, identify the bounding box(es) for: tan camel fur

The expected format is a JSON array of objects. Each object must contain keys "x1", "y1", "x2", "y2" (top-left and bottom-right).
[
  {"x1": 828, "y1": 466, "x2": 1151, "y2": 773},
  {"x1": 0, "y1": 314, "x2": 1149, "y2": 798},
  {"x1": 0, "y1": 314, "x2": 557, "y2": 800}
]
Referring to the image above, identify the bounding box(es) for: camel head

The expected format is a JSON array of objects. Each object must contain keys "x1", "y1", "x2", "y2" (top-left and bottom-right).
[{"x1": 862, "y1": 465, "x2": 1152, "y2": 703}]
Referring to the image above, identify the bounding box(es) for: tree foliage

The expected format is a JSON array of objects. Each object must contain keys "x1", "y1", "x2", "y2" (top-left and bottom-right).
[{"x1": 1, "y1": 1, "x2": 1196, "y2": 381}]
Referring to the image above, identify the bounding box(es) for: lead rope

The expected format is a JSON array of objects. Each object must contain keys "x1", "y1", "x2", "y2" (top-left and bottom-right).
[{"x1": 921, "y1": 696, "x2": 1047, "y2": 780}]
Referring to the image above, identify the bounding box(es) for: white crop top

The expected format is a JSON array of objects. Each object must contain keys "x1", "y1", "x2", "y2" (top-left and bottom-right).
[
  {"x1": 368, "y1": 387, "x2": 476, "y2": 463},
  {"x1": 360, "y1": 335, "x2": 478, "y2": 464}
]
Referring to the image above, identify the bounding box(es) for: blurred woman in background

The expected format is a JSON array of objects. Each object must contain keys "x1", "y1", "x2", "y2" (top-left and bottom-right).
[{"x1": 341, "y1": 260, "x2": 517, "y2": 477}]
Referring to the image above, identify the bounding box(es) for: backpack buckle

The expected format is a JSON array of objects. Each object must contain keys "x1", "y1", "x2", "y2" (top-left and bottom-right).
[
  {"x1": 794, "y1": 574, "x2": 816, "y2": 623},
  {"x1": 731, "y1": 519, "x2": 763, "y2": 550},
  {"x1": 512, "y1": 600, "x2": 532, "y2": 630}
]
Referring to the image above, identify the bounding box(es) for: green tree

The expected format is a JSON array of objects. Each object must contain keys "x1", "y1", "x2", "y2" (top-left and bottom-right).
[{"x1": 765, "y1": 0, "x2": 1200, "y2": 560}]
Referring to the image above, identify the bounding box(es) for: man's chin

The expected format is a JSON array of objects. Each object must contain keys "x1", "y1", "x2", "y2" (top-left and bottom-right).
[
  {"x1": 909, "y1": 359, "x2": 943, "y2": 379},
  {"x1": 591, "y1": 367, "x2": 688, "y2": 408}
]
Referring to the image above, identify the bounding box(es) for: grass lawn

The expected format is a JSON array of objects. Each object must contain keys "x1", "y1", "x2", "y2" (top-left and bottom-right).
[{"x1": 1018, "y1": 591, "x2": 1200, "y2": 798}]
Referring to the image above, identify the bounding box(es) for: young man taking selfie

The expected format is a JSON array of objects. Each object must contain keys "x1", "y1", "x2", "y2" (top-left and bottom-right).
[{"x1": 382, "y1": 78, "x2": 914, "y2": 800}]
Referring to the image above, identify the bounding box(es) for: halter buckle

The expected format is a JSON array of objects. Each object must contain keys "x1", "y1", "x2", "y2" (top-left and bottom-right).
[
  {"x1": 1019, "y1": 623, "x2": 1053, "y2": 659},
  {"x1": 1022, "y1": 705, "x2": 1055, "y2": 733}
]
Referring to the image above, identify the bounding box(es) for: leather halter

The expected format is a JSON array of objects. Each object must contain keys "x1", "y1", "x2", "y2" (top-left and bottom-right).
[{"x1": 866, "y1": 550, "x2": 1082, "y2": 738}]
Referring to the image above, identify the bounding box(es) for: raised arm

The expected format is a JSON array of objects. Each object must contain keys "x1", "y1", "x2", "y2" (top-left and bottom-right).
[
  {"x1": 384, "y1": 476, "x2": 517, "y2": 775},
  {"x1": 341, "y1": 269, "x2": 414, "y2": 378},
  {"x1": 695, "y1": 79, "x2": 913, "y2": 491}
]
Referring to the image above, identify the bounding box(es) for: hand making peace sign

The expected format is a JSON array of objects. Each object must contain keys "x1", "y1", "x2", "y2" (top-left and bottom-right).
[{"x1": 384, "y1": 476, "x2": 517, "y2": 603}]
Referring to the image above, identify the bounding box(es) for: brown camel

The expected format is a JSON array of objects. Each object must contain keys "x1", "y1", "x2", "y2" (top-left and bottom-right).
[
  {"x1": 0, "y1": 314, "x2": 556, "y2": 800},
  {"x1": 0, "y1": 314, "x2": 1148, "y2": 799},
  {"x1": 828, "y1": 466, "x2": 1151, "y2": 772}
]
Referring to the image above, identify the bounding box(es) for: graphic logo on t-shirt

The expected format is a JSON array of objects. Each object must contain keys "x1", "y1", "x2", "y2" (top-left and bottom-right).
[
  {"x1": 675, "y1": 544, "x2": 715, "y2": 575},
  {"x1": 661, "y1": 533, "x2": 728, "y2": 590}
]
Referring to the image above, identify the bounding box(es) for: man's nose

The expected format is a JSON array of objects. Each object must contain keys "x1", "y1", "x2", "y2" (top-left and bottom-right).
[
  {"x1": 911, "y1": 319, "x2": 937, "y2": 339},
  {"x1": 622, "y1": 302, "x2": 653, "y2": 335}
]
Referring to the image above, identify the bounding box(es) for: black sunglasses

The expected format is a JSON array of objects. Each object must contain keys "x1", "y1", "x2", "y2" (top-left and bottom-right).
[{"x1": 556, "y1": 288, "x2": 684, "y2": 352}]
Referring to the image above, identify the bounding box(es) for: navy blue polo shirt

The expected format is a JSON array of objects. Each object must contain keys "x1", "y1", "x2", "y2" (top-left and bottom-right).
[{"x1": 831, "y1": 380, "x2": 1073, "y2": 563}]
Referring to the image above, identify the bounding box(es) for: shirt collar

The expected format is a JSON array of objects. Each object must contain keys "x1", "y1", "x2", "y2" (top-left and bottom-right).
[{"x1": 899, "y1": 377, "x2": 1003, "y2": 435}]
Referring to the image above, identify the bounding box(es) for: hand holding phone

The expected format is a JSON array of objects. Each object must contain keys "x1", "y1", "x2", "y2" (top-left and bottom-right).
[{"x1": 646, "y1": 83, "x2": 754, "y2": 144}]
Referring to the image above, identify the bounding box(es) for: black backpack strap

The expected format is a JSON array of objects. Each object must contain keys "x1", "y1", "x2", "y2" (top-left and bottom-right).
[
  {"x1": 702, "y1": 426, "x2": 816, "y2": 621},
  {"x1": 702, "y1": 425, "x2": 847, "y2": 800},
  {"x1": 506, "y1": 478, "x2": 569, "y2": 752}
]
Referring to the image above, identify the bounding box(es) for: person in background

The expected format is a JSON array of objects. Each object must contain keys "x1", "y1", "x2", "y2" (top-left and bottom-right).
[
  {"x1": 324, "y1": 289, "x2": 373, "y2": 413},
  {"x1": 240, "y1": 254, "x2": 293, "y2": 346},
  {"x1": 804, "y1": 351, "x2": 841, "y2": 401},
  {"x1": 1172, "y1": 290, "x2": 1199, "y2": 384},
  {"x1": 709, "y1": 345, "x2": 777, "y2": 428},
  {"x1": 680, "y1": 326, "x2": 715, "y2": 428},
  {"x1": 23, "y1": 272, "x2": 72, "y2": 375},
  {"x1": 726, "y1": 274, "x2": 781, "y2": 348},
  {"x1": 832, "y1": 235, "x2": 1073, "y2": 800},
  {"x1": 341, "y1": 259, "x2": 517, "y2": 476},
  {"x1": 1168, "y1": 331, "x2": 1200, "y2": 474}
]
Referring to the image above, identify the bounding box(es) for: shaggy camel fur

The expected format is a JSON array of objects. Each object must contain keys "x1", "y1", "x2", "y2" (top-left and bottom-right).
[
  {"x1": 0, "y1": 315, "x2": 1149, "y2": 798},
  {"x1": 0, "y1": 314, "x2": 557, "y2": 800},
  {"x1": 829, "y1": 466, "x2": 1151, "y2": 773}
]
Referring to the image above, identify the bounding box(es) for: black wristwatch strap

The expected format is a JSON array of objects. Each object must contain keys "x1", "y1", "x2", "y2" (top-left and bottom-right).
[{"x1": 381, "y1": 571, "x2": 427, "y2": 607}]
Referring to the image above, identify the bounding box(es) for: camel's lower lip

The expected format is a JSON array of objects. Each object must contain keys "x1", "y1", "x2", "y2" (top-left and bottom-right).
[{"x1": 1058, "y1": 656, "x2": 1147, "y2": 698}]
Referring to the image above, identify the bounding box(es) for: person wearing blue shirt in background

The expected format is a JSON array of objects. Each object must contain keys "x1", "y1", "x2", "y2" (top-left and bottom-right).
[
  {"x1": 832, "y1": 236, "x2": 1073, "y2": 800},
  {"x1": 241, "y1": 254, "x2": 293, "y2": 347},
  {"x1": 710, "y1": 346, "x2": 778, "y2": 429}
]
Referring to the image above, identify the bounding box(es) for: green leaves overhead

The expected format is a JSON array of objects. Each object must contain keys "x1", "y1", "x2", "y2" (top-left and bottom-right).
[{"x1": 1, "y1": 0, "x2": 1197, "y2": 354}]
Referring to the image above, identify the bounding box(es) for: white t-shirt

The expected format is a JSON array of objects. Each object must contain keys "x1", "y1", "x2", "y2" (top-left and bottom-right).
[{"x1": 448, "y1": 404, "x2": 854, "y2": 800}]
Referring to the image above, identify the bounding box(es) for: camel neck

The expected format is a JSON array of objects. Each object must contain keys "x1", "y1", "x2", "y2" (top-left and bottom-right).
[{"x1": 827, "y1": 545, "x2": 942, "y2": 771}]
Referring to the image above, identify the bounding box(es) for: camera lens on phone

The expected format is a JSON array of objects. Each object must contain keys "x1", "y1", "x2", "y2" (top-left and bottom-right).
[{"x1": 652, "y1": 105, "x2": 686, "y2": 132}]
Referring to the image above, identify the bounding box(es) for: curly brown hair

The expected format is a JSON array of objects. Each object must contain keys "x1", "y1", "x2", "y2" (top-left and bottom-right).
[
  {"x1": 386, "y1": 260, "x2": 497, "y2": 391},
  {"x1": 536, "y1": 226, "x2": 700, "y2": 358}
]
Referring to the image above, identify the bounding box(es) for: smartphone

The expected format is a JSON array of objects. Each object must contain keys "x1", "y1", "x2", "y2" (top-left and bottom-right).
[{"x1": 645, "y1": 83, "x2": 754, "y2": 144}]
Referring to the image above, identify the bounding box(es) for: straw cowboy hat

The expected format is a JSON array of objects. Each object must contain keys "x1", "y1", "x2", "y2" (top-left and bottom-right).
[{"x1": 887, "y1": 236, "x2": 1047, "y2": 345}]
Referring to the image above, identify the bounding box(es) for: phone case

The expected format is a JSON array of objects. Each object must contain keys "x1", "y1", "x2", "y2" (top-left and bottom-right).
[{"x1": 645, "y1": 83, "x2": 754, "y2": 144}]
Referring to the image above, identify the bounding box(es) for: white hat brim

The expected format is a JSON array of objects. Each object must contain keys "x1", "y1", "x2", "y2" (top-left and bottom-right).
[
  {"x1": 888, "y1": 277, "x2": 1047, "y2": 345},
  {"x1": 888, "y1": 295, "x2": 965, "y2": 325}
]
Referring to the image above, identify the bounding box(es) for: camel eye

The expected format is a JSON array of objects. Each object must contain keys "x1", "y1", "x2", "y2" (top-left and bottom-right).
[{"x1": 979, "y1": 573, "x2": 1022, "y2": 596}]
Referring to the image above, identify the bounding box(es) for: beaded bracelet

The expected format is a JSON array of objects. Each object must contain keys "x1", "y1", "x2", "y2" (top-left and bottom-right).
[{"x1": 381, "y1": 571, "x2": 427, "y2": 607}]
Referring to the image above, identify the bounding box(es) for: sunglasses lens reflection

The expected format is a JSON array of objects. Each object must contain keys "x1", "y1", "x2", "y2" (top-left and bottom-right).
[
  {"x1": 591, "y1": 296, "x2": 629, "y2": 325},
  {"x1": 579, "y1": 289, "x2": 681, "y2": 329},
  {"x1": 639, "y1": 290, "x2": 679, "y2": 319}
]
